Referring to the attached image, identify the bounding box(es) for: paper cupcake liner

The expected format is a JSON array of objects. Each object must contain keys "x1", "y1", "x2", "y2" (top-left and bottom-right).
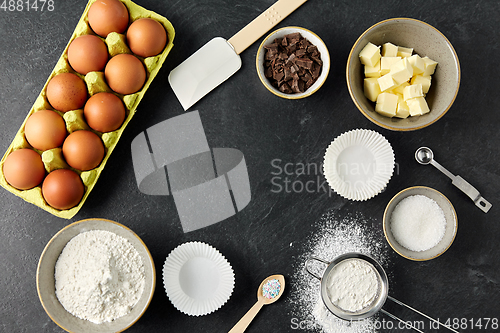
[
  {"x1": 323, "y1": 129, "x2": 395, "y2": 201},
  {"x1": 163, "y1": 241, "x2": 234, "y2": 316}
]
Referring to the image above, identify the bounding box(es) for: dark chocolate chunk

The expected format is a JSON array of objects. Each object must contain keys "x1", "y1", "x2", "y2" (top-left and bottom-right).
[
  {"x1": 265, "y1": 67, "x2": 273, "y2": 78},
  {"x1": 279, "y1": 82, "x2": 293, "y2": 93},
  {"x1": 273, "y1": 70, "x2": 284, "y2": 82},
  {"x1": 310, "y1": 63, "x2": 321, "y2": 80},
  {"x1": 296, "y1": 57, "x2": 313, "y2": 69},
  {"x1": 311, "y1": 55, "x2": 323, "y2": 66},
  {"x1": 295, "y1": 49, "x2": 306, "y2": 57},
  {"x1": 307, "y1": 45, "x2": 318, "y2": 55},
  {"x1": 291, "y1": 78, "x2": 305, "y2": 93},
  {"x1": 286, "y1": 32, "x2": 301, "y2": 44}
]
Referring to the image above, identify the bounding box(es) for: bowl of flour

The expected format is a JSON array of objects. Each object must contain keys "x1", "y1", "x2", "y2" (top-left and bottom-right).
[{"x1": 36, "y1": 218, "x2": 155, "y2": 333}]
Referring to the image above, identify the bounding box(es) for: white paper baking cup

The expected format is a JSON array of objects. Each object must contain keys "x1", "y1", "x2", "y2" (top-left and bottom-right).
[
  {"x1": 323, "y1": 129, "x2": 395, "y2": 201},
  {"x1": 163, "y1": 241, "x2": 235, "y2": 316}
]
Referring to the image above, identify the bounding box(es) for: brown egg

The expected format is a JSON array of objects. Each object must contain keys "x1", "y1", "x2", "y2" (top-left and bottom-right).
[
  {"x1": 67, "y1": 35, "x2": 109, "y2": 75},
  {"x1": 3, "y1": 149, "x2": 45, "y2": 190},
  {"x1": 42, "y1": 169, "x2": 84, "y2": 210},
  {"x1": 88, "y1": 0, "x2": 129, "y2": 37},
  {"x1": 127, "y1": 18, "x2": 167, "y2": 57},
  {"x1": 62, "y1": 130, "x2": 105, "y2": 171},
  {"x1": 105, "y1": 54, "x2": 146, "y2": 95},
  {"x1": 25, "y1": 110, "x2": 67, "y2": 151},
  {"x1": 84, "y1": 92, "x2": 126, "y2": 132},
  {"x1": 46, "y1": 73, "x2": 88, "y2": 112}
]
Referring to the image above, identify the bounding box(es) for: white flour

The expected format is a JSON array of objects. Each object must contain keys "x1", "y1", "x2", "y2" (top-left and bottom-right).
[
  {"x1": 325, "y1": 258, "x2": 379, "y2": 312},
  {"x1": 289, "y1": 210, "x2": 390, "y2": 333},
  {"x1": 55, "y1": 230, "x2": 145, "y2": 324}
]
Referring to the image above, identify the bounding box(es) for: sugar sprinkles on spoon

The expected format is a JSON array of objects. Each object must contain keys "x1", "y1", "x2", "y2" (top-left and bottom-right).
[{"x1": 262, "y1": 279, "x2": 281, "y2": 299}]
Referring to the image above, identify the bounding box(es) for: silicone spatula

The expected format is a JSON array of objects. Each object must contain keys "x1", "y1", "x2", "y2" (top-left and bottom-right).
[{"x1": 168, "y1": 0, "x2": 308, "y2": 110}]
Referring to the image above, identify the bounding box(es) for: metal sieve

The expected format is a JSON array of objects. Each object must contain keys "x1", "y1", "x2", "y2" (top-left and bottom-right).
[{"x1": 305, "y1": 252, "x2": 459, "y2": 333}]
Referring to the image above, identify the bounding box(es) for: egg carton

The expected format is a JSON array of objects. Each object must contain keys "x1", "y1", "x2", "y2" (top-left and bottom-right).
[{"x1": 0, "y1": 0, "x2": 175, "y2": 218}]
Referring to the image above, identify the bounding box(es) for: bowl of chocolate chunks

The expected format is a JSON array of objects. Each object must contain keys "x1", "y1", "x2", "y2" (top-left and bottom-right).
[{"x1": 256, "y1": 26, "x2": 330, "y2": 99}]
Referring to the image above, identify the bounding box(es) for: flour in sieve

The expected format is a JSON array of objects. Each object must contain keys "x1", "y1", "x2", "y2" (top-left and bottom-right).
[
  {"x1": 55, "y1": 230, "x2": 145, "y2": 324},
  {"x1": 289, "y1": 210, "x2": 390, "y2": 333},
  {"x1": 325, "y1": 258, "x2": 380, "y2": 313}
]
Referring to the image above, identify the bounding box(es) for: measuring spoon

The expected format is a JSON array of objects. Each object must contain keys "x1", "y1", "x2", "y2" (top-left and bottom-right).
[
  {"x1": 228, "y1": 274, "x2": 285, "y2": 333},
  {"x1": 415, "y1": 147, "x2": 491, "y2": 213}
]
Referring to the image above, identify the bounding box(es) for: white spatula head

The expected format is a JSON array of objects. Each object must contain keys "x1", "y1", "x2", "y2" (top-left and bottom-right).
[{"x1": 168, "y1": 37, "x2": 242, "y2": 110}]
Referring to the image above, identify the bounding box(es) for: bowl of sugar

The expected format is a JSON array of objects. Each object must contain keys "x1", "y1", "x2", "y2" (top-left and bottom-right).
[
  {"x1": 36, "y1": 218, "x2": 156, "y2": 333},
  {"x1": 383, "y1": 186, "x2": 457, "y2": 261}
]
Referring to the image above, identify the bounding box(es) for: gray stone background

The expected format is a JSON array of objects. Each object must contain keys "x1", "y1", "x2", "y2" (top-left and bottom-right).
[{"x1": 0, "y1": 0, "x2": 499, "y2": 332}]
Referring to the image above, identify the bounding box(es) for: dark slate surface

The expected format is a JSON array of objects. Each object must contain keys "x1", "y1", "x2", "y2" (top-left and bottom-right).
[{"x1": 0, "y1": 0, "x2": 499, "y2": 332}]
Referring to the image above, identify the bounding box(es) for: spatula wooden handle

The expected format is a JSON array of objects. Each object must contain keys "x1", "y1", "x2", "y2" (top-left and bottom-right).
[
  {"x1": 228, "y1": 300, "x2": 265, "y2": 333},
  {"x1": 228, "y1": 0, "x2": 308, "y2": 55}
]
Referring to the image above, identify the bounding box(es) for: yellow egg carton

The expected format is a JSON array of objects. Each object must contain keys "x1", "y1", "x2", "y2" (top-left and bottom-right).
[{"x1": 0, "y1": 0, "x2": 175, "y2": 218}]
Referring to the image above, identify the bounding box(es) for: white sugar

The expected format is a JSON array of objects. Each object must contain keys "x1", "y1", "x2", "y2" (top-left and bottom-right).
[{"x1": 390, "y1": 195, "x2": 446, "y2": 252}]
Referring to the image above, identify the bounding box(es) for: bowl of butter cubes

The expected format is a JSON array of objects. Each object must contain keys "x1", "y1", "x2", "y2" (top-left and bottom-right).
[{"x1": 346, "y1": 18, "x2": 460, "y2": 131}]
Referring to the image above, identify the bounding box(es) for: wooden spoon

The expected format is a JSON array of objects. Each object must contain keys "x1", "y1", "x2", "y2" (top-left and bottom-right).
[{"x1": 228, "y1": 274, "x2": 285, "y2": 333}]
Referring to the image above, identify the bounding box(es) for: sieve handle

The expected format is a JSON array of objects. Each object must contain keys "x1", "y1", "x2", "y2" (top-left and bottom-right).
[
  {"x1": 380, "y1": 309, "x2": 424, "y2": 333},
  {"x1": 386, "y1": 296, "x2": 460, "y2": 333},
  {"x1": 304, "y1": 257, "x2": 329, "y2": 280}
]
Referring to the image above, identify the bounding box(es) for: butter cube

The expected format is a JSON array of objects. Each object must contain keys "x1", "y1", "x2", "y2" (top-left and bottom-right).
[
  {"x1": 382, "y1": 42, "x2": 398, "y2": 57},
  {"x1": 408, "y1": 54, "x2": 425, "y2": 75},
  {"x1": 397, "y1": 46, "x2": 413, "y2": 58},
  {"x1": 380, "y1": 57, "x2": 401, "y2": 75},
  {"x1": 407, "y1": 96, "x2": 430, "y2": 116},
  {"x1": 411, "y1": 75, "x2": 432, "y2": 93},
  {"x1": 377, "y1": 73, "x2": 397, "y2": 92},
  {"x1": 375, "y1": 92, "x2": 398, "y2": 117},
  {"x1": 359, "y1": 42, "x2": 381, "y2": 67},
  {"x1": 390, "y1": 58, "x2": 413, "y2": 84},
  {"x1": 403, "y1": 84, "x2": 424, "y2": 101},
  {"x1": 395, "y1": 95, "x2": 410, "y2": 118},
  {"x1": 364, "y1": 78, "x2": 382, "y2": 102},
  {"x1": 390, "y1": 81, "x2": 410, "y2": 95},
  {"x1": 422, "y1": 56, "x2": 438, "y2": 76},
  {"x1": 364, "y1": 60, "x2": 381, "y2": 78}
]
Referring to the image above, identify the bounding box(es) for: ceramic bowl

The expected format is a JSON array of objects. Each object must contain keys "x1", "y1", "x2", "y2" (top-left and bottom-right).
[
  {"x1": 383, "y1": 186, "x2": 458, "y2": 261},
  {"x1": 346, "y1": 18, "x2": 460, "y2": 131},
  {"x1": 36, "y1": 218, "x2": 155, "y2": 333},
  {"x1": 256, "y1": 26, "x2": 330, "y2": 99}
]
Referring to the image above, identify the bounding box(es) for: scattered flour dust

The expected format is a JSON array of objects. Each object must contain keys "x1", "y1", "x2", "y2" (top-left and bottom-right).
[
  {"x1": 55, "y1": 230, "x2": 146, "y2": 324},
  {"x1": 289, "y1": 210, "x2": 391, "y2": 333}
]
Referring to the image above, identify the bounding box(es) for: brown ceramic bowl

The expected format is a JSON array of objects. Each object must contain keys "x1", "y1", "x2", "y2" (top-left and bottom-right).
[
  {"x1": 383, "y1": 186, "x2": 458, "y2": 261},
  {"x1": 36, "y1": 219, "x2": 156, "y2": 333},
  {"x1": 347, "y1": 18, "x2": 460, "y2": 131}
]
